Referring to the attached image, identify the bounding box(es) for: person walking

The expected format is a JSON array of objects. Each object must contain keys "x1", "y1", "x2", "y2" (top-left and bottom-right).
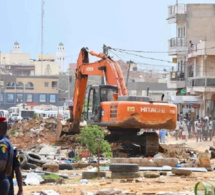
[
  {"x1": 175, "y1": 120, "x2": 180, "y2": 141},
  {"x1": 0, "y1": 117, "x2": 14, "y2": 195},
  {"x1": 160, "y1": 129, "x2": 166, "y2": 143},
  {"x1": 8, "y1": 147, "x2": 23, "y2": 195},
  {"x1": 196, "y1": 119, "x2": 202, "y2": 142},
  {"x1": 187, "y1": 119, "x2": 192, "y2": 138},
  {"x1": 209, "y1": 117, "x2": 213, "y2": 141},
  {"x1": 182, "y1": 119, "x2": 188, "y2": 141},
  {"x1": 203, "y1": 117, "x2": 209, "y2": 141}
]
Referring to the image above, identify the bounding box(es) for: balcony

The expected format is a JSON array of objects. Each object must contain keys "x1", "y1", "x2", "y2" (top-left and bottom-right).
[
  {"x1": 168, "y1": 71, "x2": 186, "y2": 89},
  {"x1": 187, "y1": 77, "x2": 215, "y2": 93},
  {"x1": 167, "y1": 4, "x2": 186, "y2": 24},
  {"x1": 168, "y1": 37, "x2": 188, "y2": 55}
]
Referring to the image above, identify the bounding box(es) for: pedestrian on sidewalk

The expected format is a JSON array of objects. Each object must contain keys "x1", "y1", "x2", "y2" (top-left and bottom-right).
[
  {"x1": 175, "y1": 119, "x2": 180, "y2": 140},
  {"x1": 209, "y1": 116, "x2": 213, "y2": 141},
  {"x1": 187, "y1": 119, "x2": 192, "y2": 138},
  {"x1": 160, "y1": 129, "x2": 166, "y2": 143},
  {"x1": 182, "y1": 119, "x2": 188, "y2": 141},
  {"x1": 196, "y1": 119, "x2": 202, "y2": 142},
  {"x1": 203, "y1": 117, "x2": 209, "y2": 141}
]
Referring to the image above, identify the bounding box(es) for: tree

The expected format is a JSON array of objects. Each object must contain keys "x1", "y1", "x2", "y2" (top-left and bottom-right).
[{"x1": 77, "y1": 125, "x2": 112, "y2": 159}]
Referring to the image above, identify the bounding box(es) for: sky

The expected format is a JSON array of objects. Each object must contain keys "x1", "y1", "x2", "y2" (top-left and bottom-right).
[{"x1": 1, "y1": 0, "x2": 215, "y2": 71}]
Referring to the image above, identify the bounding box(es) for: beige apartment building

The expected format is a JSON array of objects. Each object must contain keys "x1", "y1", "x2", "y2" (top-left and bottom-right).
[
  {"x1": 187, "y1": 41, "x2": 215, "y2": 117},
  {"x1": 34, "y1": 54, "x2": 60, "y2": 75},
  {"x1": 0, "y1": 42, "x2": 61, "y2": 76},
  {"x1": 167, "y1": 4, "x2": 215, "y2": 118}
]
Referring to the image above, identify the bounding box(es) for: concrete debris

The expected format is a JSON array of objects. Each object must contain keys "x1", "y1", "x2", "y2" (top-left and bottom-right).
[
  {"x1": 111, "y1": 158, "x2": 178, "y2": 167},
  {"x1": 42, "y1": 162, "x2": 59, "y2": 172},
  {"x1": 40, "y1": 190, "x2": 60, "y2": 195},
  {"x1": 144, "y1": 171, "x2": 160, "y2": 178},
  {"x1": 38, "y1": 144, "x2": 61, "y2": 156},
  {"x1": 172, "y1": 168, "x2": 192, "y2": 176},
  {"x1": 197, "y1": 152, "x2": 211, "y2": 169}
]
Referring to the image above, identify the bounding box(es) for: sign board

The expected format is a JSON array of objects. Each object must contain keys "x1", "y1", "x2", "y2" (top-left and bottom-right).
[
  {"x1": 172, "y1": 58, "x2": 177, "y2": 63},
  {"x1": 80, "y1": 150, "x2": 90, "y2": 158},
  {"x1": 180, "y1": 89, "x2": 186, "y2": 95},
  {"x1": 192, "y1": 104, "x2": 198, "y2": 109},
  {"x1": 65, "y1": 99, "x2": 73, "y2": 107}
]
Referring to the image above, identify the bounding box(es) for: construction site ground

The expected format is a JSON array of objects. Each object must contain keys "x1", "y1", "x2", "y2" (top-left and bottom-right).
[{"x1": 14, "y1": 136, "x2": 215, "y2": 195}]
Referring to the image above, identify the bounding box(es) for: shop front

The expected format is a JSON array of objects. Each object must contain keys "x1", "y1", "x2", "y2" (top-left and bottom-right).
[{"x1": 170, "y1": 96, "x2": 202, "y2": 119}]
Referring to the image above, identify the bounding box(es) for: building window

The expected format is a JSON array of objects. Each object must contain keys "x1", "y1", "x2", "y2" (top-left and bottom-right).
[
  {"x1": 52, "y1": 81, "x2": 57, "y2": 88},
  {"x1": 26, "y1": 94, "x2": 33, "y2": 102},
  {"x1": 133, "y1": 67, "x2": 137, "y2": 71},
  {"x1": 39, "y1": 94, "x2": 46, "y2": 103},
  {"x1": 45, "y1": 64, "x2": 52, "y2": 75},
  {"x1": 50, "y1": 95, "x2": 56, "y2": 103},
  {"x1": 16, "y1": 94, "x2": 23, "y2": 103},
  {"x1": 44, "y1": 82, "x2": 49, "y2": 87},
  {"x1": 7, "y1": 94, "x2": 14, "y2": 103},
  {"x1": 16, "y1": 82, "x2": 24, "y2": 90},
  {"x1": 6, "y1": 82, "x2": 15, "y2": 89},
  {"x1": 25, "y1": 82, "x2": 34, "y2": 90},
  {"x1": 0, "y1": 94, "x2": 3, "y2": 102}
]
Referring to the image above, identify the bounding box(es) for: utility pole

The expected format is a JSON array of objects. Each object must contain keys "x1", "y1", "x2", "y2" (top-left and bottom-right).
[
  {"x1": 103, "y1": 44, "x2": 108, "y2": 56},
  {"x1": 41, "y1": 0, "x2": 45, "y2": 75},
  {"x1": 126, "y1": 61, "x2": 131, "y2": 87}
]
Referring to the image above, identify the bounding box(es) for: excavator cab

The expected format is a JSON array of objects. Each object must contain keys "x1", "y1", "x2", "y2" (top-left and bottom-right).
[{"x1": 87, "y1": 85, "x2": 118, "y2": 122}]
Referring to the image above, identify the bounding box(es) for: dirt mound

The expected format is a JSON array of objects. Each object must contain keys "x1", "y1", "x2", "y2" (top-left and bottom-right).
[
  {"x1": 161, "y1": 144, "x2": 190, "y2": 159},
  {"x1": 8, "y1": 118, "x2": 79, "y2": 150}
]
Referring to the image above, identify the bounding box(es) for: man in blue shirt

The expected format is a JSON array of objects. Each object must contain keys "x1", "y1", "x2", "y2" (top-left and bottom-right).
[{"x1": 0, "y1": 117, "x2": 14, "y2": 195}]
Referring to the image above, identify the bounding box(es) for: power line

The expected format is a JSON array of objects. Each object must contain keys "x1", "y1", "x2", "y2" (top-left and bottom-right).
[
  {"x1": 111, "y1": 45, "x2": 215, "y2": 54},
  {"x1": 111, "y1": 48, "x2": 175, "y2": 64},
  {"x1": 109, "y1": 50, "x2": 173, "y2": 71}
]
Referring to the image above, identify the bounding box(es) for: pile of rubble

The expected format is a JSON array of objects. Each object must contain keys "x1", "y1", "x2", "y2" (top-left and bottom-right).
[
  {"x1": 161, "y1": 144, "x2": 190, "y2": 159},
  {"x1": 9, "y1": 118, "x2": 60, "y2": 149}
]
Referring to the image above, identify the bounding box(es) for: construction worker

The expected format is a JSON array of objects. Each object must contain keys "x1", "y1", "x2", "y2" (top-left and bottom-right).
[
  {"x1": 0, "y1": 117, "x2": 14, "y2": 195},
  {"x1": 8, "y1": 147, "x2": 23, "y2": 195}
]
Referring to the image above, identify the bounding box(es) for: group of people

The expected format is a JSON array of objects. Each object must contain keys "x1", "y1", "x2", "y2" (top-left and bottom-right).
[
  {"x1": 0, "y1": 117, "x2": 23, "y2": 195},
  {"x1": 175, "y1": 115, "x2": 214, "y2": 142}
]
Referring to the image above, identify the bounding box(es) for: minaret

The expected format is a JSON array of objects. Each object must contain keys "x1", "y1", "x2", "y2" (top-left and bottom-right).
[
  {"x1": 56, "y1": 42, "x2": 66, "y2": 72},
  {"x1": 12, "y1": 42, "x2": 22, "y2": 53}
]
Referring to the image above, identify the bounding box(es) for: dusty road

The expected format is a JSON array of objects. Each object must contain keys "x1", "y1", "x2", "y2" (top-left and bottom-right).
[{"x1": 15, "y1": 136, "x2": 215, "y2": 195}]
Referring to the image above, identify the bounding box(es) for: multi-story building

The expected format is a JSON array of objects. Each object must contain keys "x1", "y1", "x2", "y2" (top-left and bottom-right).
[
  {"x1": 0, "y1": 43, "x2": 72, "y2": 109},
  {"x1": 187, "y1": 41, "x2": 215, "y2": 117},
  {"x1": 128, "y1": 82, "x2": 176, "y2": 102},
  {"x1": 34, "y1": 54, "x2": 60, "y2": 75},
  {"x1": 0, "y1": 75, "x2": 59, "y2": 109},
  {"x1": 58, "y1": 73, "x2": 73, "y2": 106},
  {"x1": 167, "y1": 3, "x2": 215, "y2": 117},
  {"x1": 0, "y1": 42, "x2": 35, "y2": 76}
]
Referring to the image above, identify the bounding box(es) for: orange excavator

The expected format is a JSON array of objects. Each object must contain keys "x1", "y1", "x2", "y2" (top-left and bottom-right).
[{"x1": 60, "y1": 46, "x2": 177, "y2": 156}]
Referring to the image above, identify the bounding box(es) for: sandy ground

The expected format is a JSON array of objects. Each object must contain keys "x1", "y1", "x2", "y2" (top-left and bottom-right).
[{"x1": 15, "y1": 136, "x2": 215, "y2": 195}]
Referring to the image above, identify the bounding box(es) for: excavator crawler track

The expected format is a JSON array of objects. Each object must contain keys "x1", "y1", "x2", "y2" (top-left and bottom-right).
[{"x1": 106, "y1": 130, "x2": 159, "y2": 157}]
